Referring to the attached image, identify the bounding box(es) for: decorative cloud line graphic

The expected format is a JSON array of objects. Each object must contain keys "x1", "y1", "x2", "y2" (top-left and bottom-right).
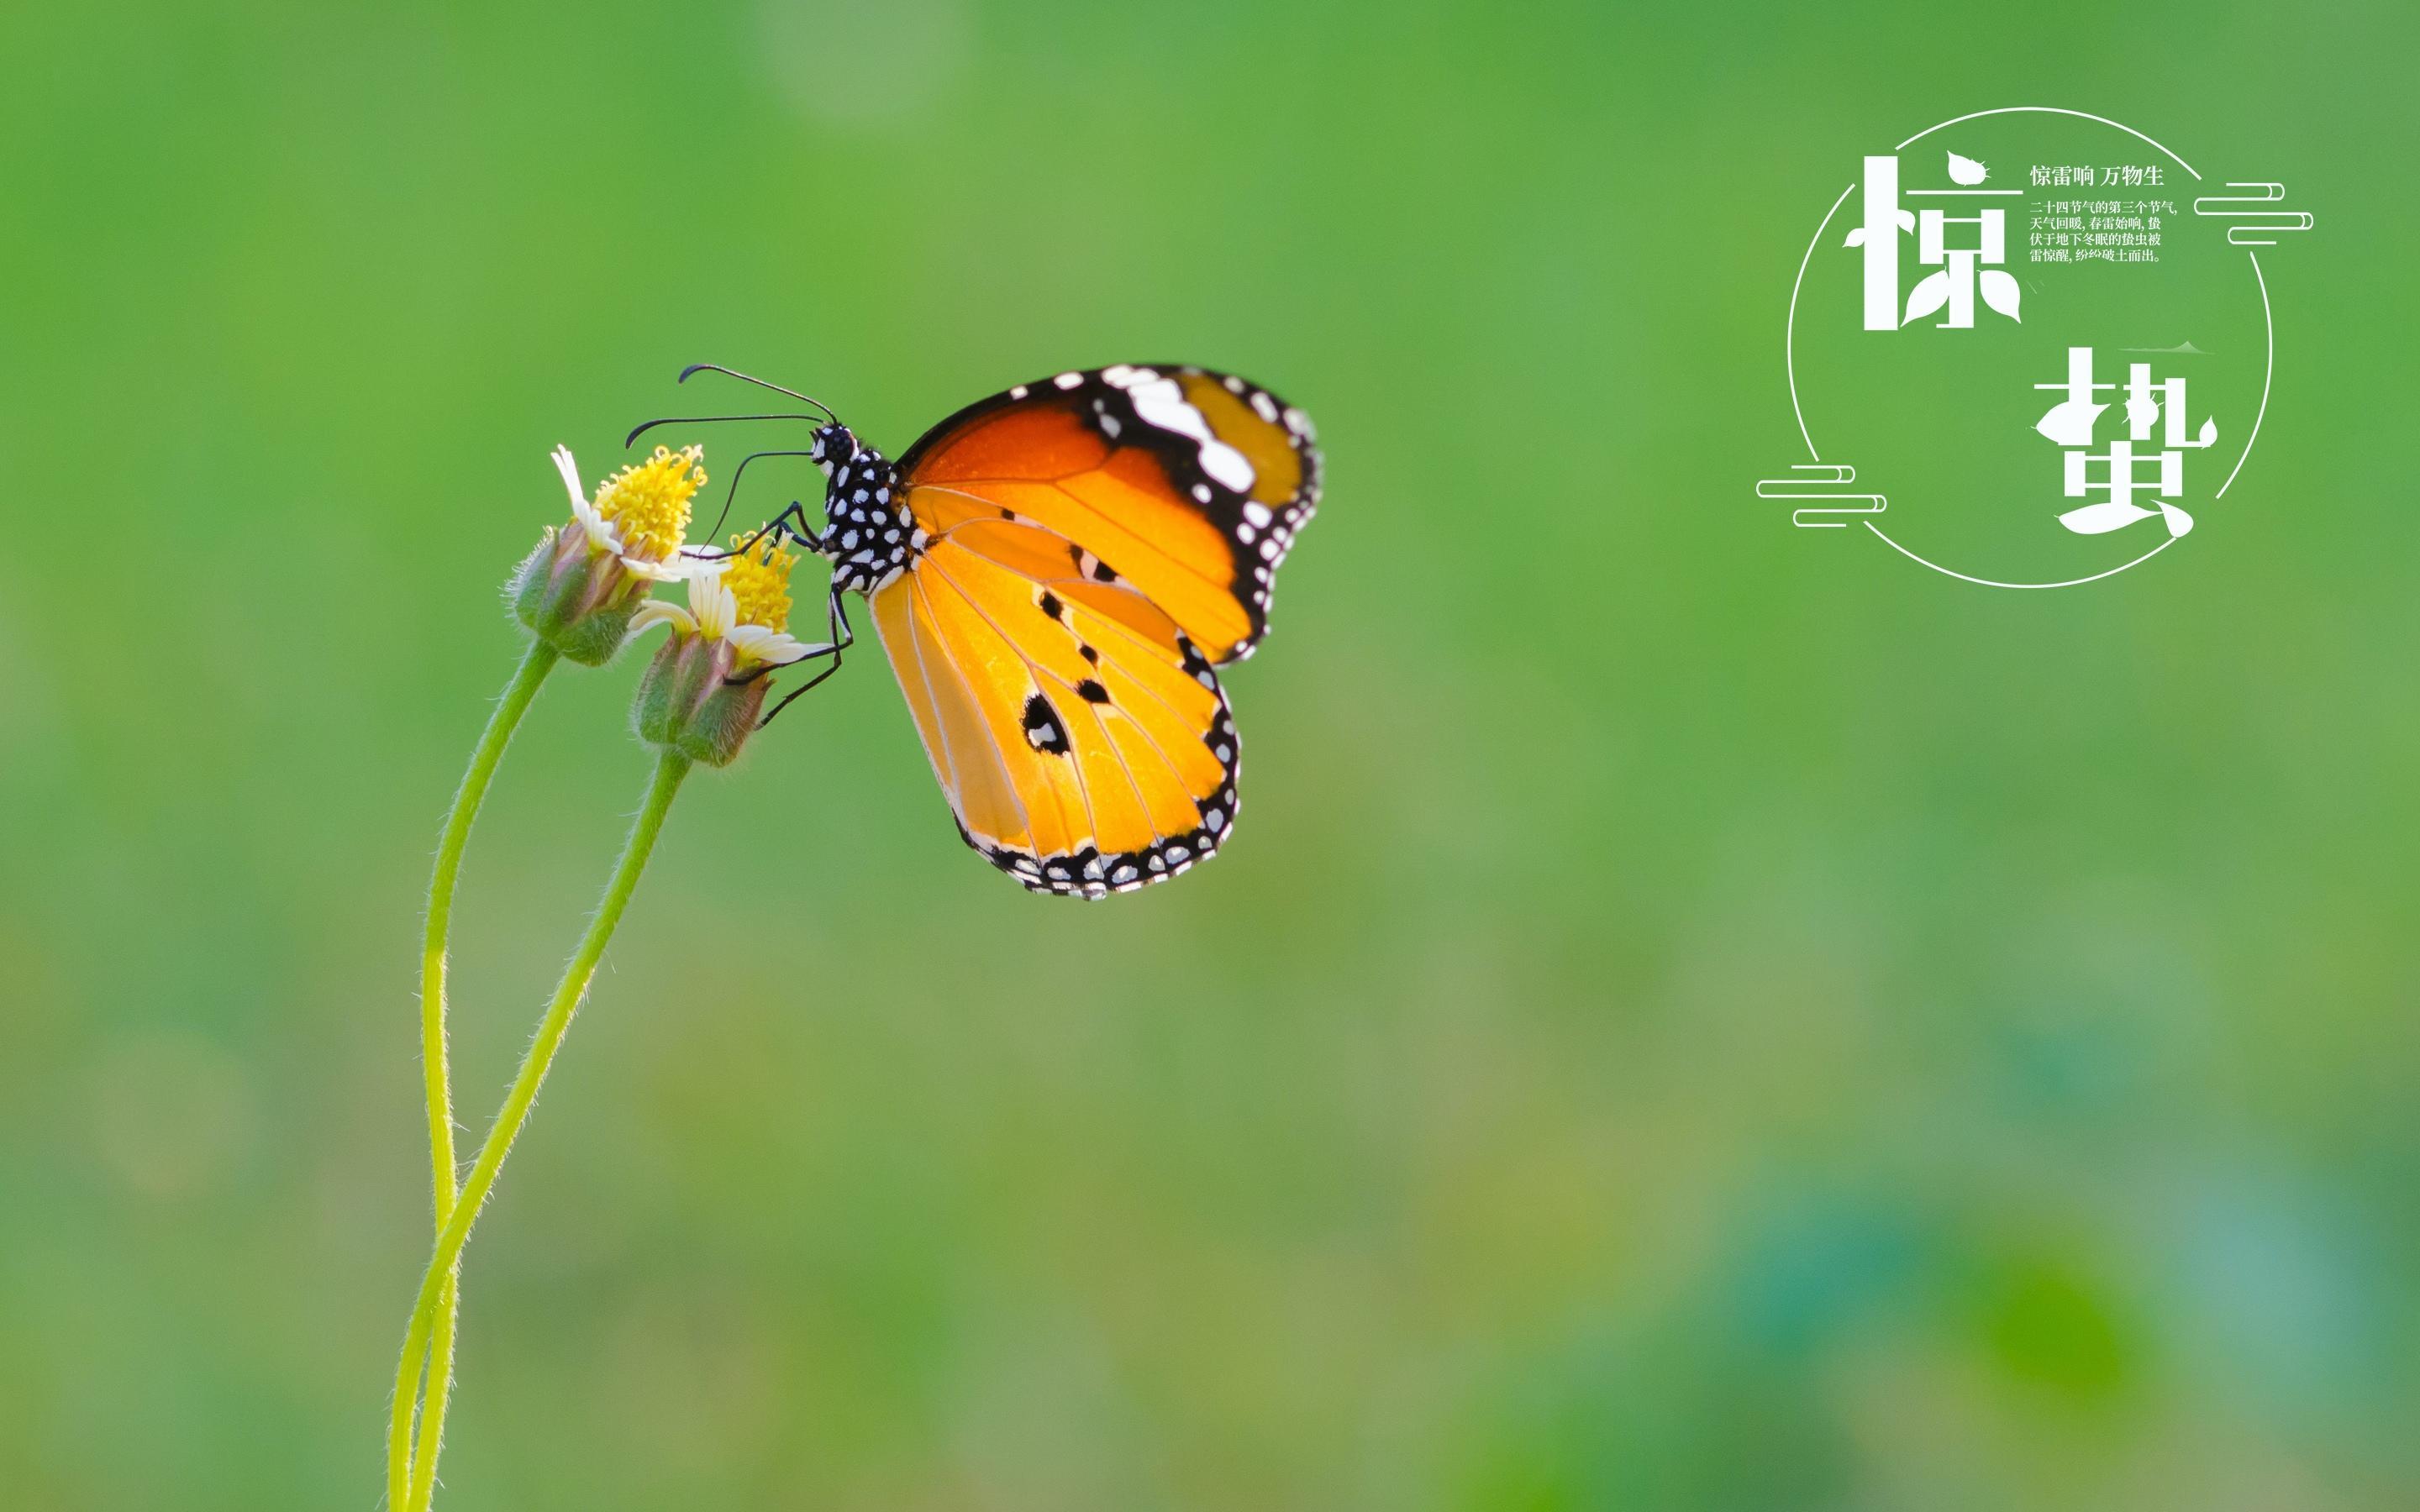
[
  {"x1": 1755, "y1": 464, "x2": 1886, "y2": 528},
  {"x1": 2192, "y1": 182, "x2": 2313, "y2": 245}
]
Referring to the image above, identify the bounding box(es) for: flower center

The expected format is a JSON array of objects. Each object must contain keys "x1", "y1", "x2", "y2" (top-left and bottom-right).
[
  {"x1": 595, "y1": 446, "x2": 706, "y2": 563},
  {"x1": 723, "y1": 533, "x2": 797, "y2": 632}
]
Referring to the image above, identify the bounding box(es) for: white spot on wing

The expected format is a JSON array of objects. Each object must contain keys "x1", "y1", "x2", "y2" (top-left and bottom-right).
[
  {"x1": 1197, "y1": 441, "x2": 1254, "y2": 491},
  {"x1": 1124, "y1": 376, "x2": 1255, "y2": 492}
]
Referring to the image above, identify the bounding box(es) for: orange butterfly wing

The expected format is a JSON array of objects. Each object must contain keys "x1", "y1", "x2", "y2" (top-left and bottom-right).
[
  {"x1": 868, "y1": 365, "x2": 1318, "y2": 897},
  {"x1": 896, "y1": 365, "x2": 1319, "y2": 664}
]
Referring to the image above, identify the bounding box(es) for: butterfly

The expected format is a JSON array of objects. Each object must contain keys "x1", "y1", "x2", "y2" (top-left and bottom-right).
[{"x1": 644, "y1": 363, "x2": 1320, "y2": 899}]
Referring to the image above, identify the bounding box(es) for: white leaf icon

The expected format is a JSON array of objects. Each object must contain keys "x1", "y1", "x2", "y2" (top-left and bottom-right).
[
  {"x1": 1978, "y1": 270, "x2": 2022, "y2": 322},
  {"x1": 2159, "y1": 503, "x2": 2196, "y2": 537},
  {"x1": 2196, "y1": 416, "x2": 2218, "y2": 447},
  {"x1": 1902, "y1": 270, "x2": 1951, "y2": 325},
  {"x1": 2035, "y1": 399, "x2": 2106, "y2": 448},
  {"x1": 2060, "y1": 501, "x2": 2160, "y2": 535},
  {"x1": 1844, "y1": 212, "x2": 1913, "y2": 248},
  {"x1": 1948, "y1": 151, "x2": 1989, "y2": 186}
]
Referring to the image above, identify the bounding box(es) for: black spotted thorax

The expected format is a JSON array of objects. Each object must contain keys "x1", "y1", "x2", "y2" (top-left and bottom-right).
[{"x1": 810, "y1": 423, "x2": 922, "y2": 594}]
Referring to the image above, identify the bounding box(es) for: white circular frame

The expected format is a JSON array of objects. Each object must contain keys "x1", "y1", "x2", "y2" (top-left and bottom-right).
[{"x1": 1783, "y1": 108, "x2": 2273, "y2": 590}]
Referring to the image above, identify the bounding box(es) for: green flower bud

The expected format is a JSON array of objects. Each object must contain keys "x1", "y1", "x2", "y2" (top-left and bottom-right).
[
  {"x1": 506, "y1": 527, "x2": 646, "y2": 665},
  {"x1": 632, "y1": 633, "x2": 768, "y2": 767}
]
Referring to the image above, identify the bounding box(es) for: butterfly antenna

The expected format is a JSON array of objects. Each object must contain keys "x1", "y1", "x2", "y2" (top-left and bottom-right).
[
  {"x1": 678, "y1": 363, "x2": 839, "y2": 423},
  {"x1": 624, "y1": 413, "x2": 833, "y2": 448}
]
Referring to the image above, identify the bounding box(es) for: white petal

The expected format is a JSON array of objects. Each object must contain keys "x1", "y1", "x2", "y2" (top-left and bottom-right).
[
  {"x1": 551, "y1": 445, "x2": 585, "y2": 510},
  {"x1": 692, "y1": 575, "x2": 738, "y2": 640},
  {"x1": 629, "y1": 600, "x2": 697, "y2": 636},
  {"x1": 555, "y1": 445, "x2": 623, "y2": 552},
  {"x1": 620, "y1": 554, "x2": 689, "y2": 581},
  {"x1": 572, "y1": 494, "x2": 617, "y2": 552},
  {"x1": 730, "y1": 626, "x2": 815, "y2": 666}
]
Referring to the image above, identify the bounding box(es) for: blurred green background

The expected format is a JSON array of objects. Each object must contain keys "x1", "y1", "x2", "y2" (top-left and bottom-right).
[{"x1": 3, "y1": 2, "x2": 2415, "y2": 1508}]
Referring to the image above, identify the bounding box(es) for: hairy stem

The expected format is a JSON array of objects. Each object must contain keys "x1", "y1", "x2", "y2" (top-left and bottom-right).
[
  {"x1": 389, "y1": 751, "x2": 692, "y2": 1512},
  {"x1": 397, "y1": 638, "x2": 558, "y2": 1509}
]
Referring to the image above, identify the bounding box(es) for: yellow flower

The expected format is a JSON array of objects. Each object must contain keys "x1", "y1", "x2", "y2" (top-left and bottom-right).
[
  {"x1": 629, "y1": 537, "x2": 823, "y2": 765},
  {"x1": 512, "y1": 444, "x2": 711, "y2": 665},
  {"x1": 720, "y1": 533, "x2": 798, "y2": 639},
  {"x1": 553, "y1": 444, "x2": 706, "y2": 578}
]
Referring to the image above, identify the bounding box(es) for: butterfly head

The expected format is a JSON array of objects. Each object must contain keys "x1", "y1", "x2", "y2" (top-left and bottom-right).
[{"x1": 807, "y1": 421, "x2": 860, "y2": 470}]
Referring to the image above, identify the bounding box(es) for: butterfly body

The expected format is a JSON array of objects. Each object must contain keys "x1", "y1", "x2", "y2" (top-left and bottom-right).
[
  {"x1": 802, "y1": 425, "x2": 920, "y2": 595},
  {"x1": 765, "y1": 364, "x2": 1318, "y2": 899}
]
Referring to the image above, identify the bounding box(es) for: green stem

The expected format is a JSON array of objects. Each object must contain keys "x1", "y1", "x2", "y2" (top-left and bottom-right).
[
  {"x1": 390, "y1": 751, "x2": 693, "y2": 1512},
  {"x1": 397, "y1": 638, "x2": 558, "y2": 1509},
  {"x1": 407, "y1": 1265, "x2": 460, "y2": 1504}
]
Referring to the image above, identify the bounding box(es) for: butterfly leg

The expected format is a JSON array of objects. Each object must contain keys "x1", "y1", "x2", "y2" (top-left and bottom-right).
[
  {"x1": 692, "y1": 449, "x2": 821, "y2": 545},
  {"x1": 754, "y1": 589, "x2": 855, "y2": 729},
  {"x1": 771, "y1": 505, "x2": 825, "y2": 554}
]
